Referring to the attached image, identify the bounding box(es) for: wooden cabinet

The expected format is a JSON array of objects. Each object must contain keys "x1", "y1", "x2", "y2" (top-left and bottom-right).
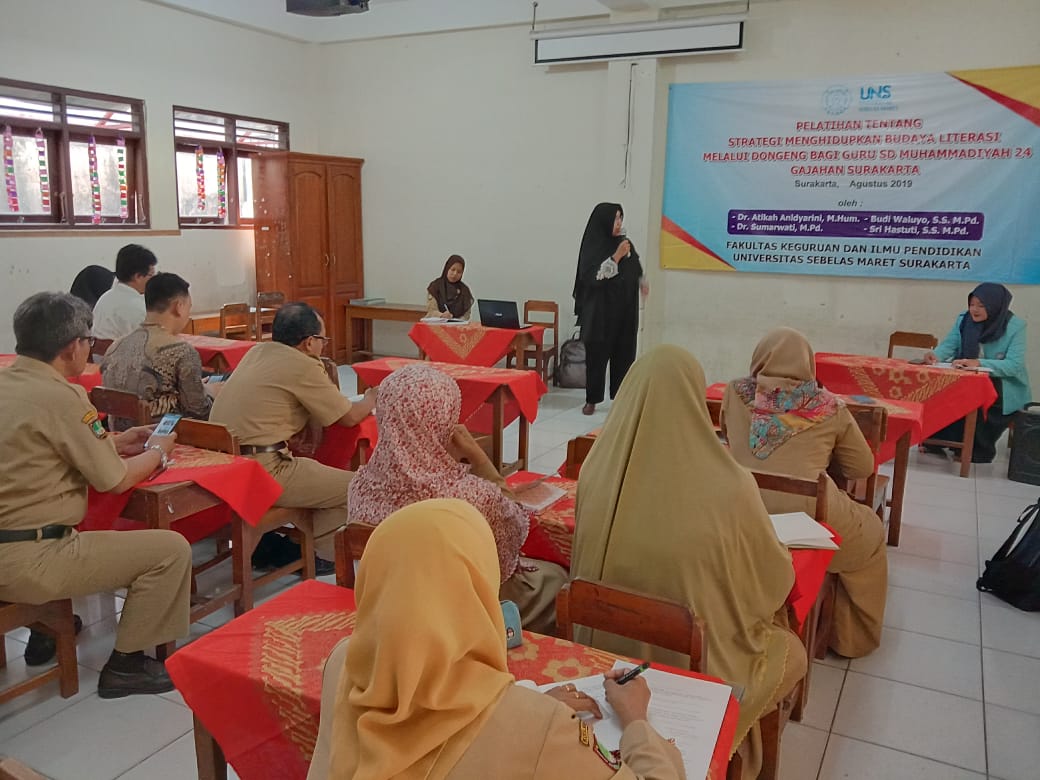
[{"x1": 253, "y1": 152, "x2": 364, "y2": 363}]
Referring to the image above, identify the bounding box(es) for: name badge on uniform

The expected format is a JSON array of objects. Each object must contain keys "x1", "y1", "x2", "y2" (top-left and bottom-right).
[{"x1": 82, "y1": 411, "x2": 107, "y2": 439}]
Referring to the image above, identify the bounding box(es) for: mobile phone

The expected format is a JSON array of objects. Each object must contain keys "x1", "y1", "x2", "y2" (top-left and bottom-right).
[
  {"x1": 206, "y1": 373, "x2": 230, "y2": 383},
  {"x1": 152, "y1": 413, "x2": 182, "y2": 437},
  {"x1": 849, "y1": 395, "x2": 875, "y2": 404}
]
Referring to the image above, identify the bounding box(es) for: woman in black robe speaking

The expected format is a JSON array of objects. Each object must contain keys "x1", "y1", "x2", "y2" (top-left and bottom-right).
[{"x1": 572, "y1": 202, "x2": 644, "y2": 415}]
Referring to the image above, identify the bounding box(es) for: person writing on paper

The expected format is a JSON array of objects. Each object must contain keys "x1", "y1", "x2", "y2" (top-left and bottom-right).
[
  {"x1": 571, "y1": 345, "x2": 805, "y2": 780},
  {"x1": 721, "y1": 327, "x2": 888, "y2": 659},
  {"x1": 306, "y1": 498, "x2": 686, "y2": 780},
  {"x1": 347, "y1": 363, "x2": 566, "y2": 634},
  {"x1": 426, "y1": 254, "x2": 473, "y2": 320},
  {"x1": 923, "y1": 282, "x2": 1031, "y2": 463},
  {"x1": 573, "y1": 203, "x2": 648, "y2": 416}
]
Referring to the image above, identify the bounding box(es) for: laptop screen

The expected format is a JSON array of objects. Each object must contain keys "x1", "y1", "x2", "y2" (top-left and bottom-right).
[{"x1": 477, "y1": 300, "x2": 521, "y2": 329}]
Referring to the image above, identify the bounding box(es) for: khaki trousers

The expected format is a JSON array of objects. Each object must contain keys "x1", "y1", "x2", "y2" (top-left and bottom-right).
[
  {"x1": 255, "y1": 452, "x2": 353, "y2": 560},
  {"x1": 0, "y1": 529, "x2": 191, "y2": 653}
]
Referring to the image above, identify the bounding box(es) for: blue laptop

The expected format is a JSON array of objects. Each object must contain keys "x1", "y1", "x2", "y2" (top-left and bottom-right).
[{"x1": 477, "y1": 299, "x2": 522, "y2": 329}]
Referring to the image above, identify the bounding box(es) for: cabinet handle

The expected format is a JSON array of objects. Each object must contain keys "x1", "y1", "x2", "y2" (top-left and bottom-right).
[
  {"x1": 323, "y1": 253, "x2": 330, "y2": 267},
  {"x1": 332, "y1": 254, "x2": 337, "y2": 266}
]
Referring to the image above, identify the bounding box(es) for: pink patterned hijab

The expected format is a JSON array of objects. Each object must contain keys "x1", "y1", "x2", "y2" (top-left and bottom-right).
[{"x1": 347, "y1": 363, "x2": 528, "y2": 581}]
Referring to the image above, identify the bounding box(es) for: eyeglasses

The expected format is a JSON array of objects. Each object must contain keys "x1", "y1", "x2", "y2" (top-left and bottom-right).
[
  {"x1": 79, "y1": 335, "x2": 96, "y2": 348},
  {"x1": 310, "y1": 334, "x2": 331, "y2": 342}
]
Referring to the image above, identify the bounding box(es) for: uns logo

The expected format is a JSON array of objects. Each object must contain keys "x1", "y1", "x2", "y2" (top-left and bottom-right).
[{"x1": 860, "y1": 85, "x2": 892, "y2": 100}]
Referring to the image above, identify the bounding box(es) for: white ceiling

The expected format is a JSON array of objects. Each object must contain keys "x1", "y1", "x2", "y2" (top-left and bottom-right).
[{"x1": 141, "y1": 0, "x2": 738, "y2": 44}]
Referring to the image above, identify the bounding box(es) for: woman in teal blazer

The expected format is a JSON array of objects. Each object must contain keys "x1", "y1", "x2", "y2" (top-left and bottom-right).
[{"x1": 925, "y1": 282, "x2": 1031, "y2": 463}]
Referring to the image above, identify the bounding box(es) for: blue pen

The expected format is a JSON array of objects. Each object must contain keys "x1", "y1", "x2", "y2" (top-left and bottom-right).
[{"x1": 615, "y1": 661, "x2": 650, "y2": 685}]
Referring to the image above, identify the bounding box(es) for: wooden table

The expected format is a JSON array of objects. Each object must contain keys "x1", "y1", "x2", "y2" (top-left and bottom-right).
[
  {"x1": 166, "y1": 580, "x2": 740, "y2": 780},
  {"x1": 409, "y1": 322, "x2": 545, "y2": 367},
  {"x1": 342, "y1": 302, "x2": 427, "y2": 364}
]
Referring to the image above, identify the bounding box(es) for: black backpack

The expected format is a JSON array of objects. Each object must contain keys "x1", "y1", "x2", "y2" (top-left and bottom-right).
[
  {"x1": 977, "y1": 497, "x2": 1040, "y2": 611},
  {"x1": 553, "y1": 331, "x2": 586, "y2": 389}
]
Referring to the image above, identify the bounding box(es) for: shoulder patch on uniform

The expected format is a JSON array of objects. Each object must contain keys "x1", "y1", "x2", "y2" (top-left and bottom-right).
[
  {"x1": 578, "y1": 718, "x2": 621, "y2": 769},
  {"x1": 83, "y1": 411, "x2": 107, "y2": 439},
  {"x1": 82, "y1": 410, "x2": 98, "y2": 425}
]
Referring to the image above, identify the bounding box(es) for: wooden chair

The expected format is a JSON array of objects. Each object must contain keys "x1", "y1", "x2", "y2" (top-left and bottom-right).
[
  {"x1": 0, "y1": 757, "x2": 48, "y2": 780},
  {"x1": 254, "y1": 291, "x2": 286, "y2": 342},
  {"x1": 887, "y1": 330, "x2": 938, "y2": 358},
  {"x1": 842, "y1": 404, "x2": 890, "y2": 527},
  {"x1": 219, "y1": 302, "x2": 253, "y2": 340},
  {"x1": 563, "y1": 434, "x2": 596, "y2": 479},
  {"x1": 0, "y1": 600, "x2": 79, "y2": 705},
  {"x1": 334, "y1": 522, "x2": 378, "y2": 588},
  {"x1": 89, "y1": 386, "x2": 151, "y2": 431},
  {"x1": 506, "y1": 300, "x2": 559, "y2": 384},
  {"x1": 321, "y1": 357, "x2": 340, "y2": 389},
  {"x1": 555, "y1": 578, "x2": 706, "y2": 672},
  {"x1": 89, "y1": 337, "x2": 114, "y2": 364}
]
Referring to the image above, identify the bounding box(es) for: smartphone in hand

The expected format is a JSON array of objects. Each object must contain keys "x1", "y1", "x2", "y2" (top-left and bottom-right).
[{"x1": 151, "y1": 413, "x2": 182, "y2": 437}]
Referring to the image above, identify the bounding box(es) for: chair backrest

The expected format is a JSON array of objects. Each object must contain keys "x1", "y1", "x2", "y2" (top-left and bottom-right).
[
  {"x1": 220, "y1": 302, "x2": 253, "y2": 340},
  {"x1": 334, "y1": 522, "x2": 377, "y2": 588},
  {"x1": 0, "y1": 757, "x2": 48, "y2": 780},
  {"x1": 706, "y1": 398, "x2": 722, "y2": 429},
  {"x1": 563, "y1": 434, "x2": 596, "y2": 479},
  {"x1": 556, "y1": 578, "x2": 706, "y2": 672},
  {"x1": 321, "y1": 357, "x2": 340, "y2": 389},
  {"x1": 750, "y1": 470, "x2": 830, "y2": 525},
  {"x1": 523, "y1": 300, "x2": 559, "y2": 349},
  {"x1": 845, "y1": 404, "x2": 887, "y2": 455},
  {"x1": 175, "y1": 419, "x2": 240, "y2": 455},
  {"x1": 91, "y1": 338, "x2": 114, "y2": 363},
  {"x1": 89, "y1": 386, "x2": 151, "y2": 430},
  {"x1": 257, "y1": 291, "x2": 286, "y2": 309},
  {"x1": 887, "y1": 330, "x2": 938, "y2": 358},
  {"x1": 255, "y1": 291, "x2": 286, "y2": 340}
]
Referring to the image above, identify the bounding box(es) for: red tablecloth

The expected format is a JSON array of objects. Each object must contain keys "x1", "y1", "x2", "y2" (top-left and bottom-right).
[
  {"x1": 81, "y1": 444, "x2": 282, "y2": 540},
  {"x1": 0, "y1": 354, "x2": 103, "y2": 393},
  {"x1": 180, "y1": 333, "x2": 256, "y2": 370},
  {"x1": 409, "y1": 322, "x2": 545, "y2": 366},
  {"x1": 509, "y1": 472, "x2": 836, "y2": 627},
  {"x1": 705, "y1": 381, "x2": 926, "y2": 465},
  {"x1": 310, "y1": 416, "x2": 379, "y2": 470},
  {"x1": 167, "y1": 580, "x2": 739, "y2": 780},
  {"x1": 353, "y1": 358, "x2": 547, "y2": 433},
  {"x1": 814, "y1": 353, "x2": 997, "y2": 437}
]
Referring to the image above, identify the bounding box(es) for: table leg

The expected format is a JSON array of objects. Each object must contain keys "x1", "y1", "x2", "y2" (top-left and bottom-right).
[
  {"x1": 345, "y1": 309, "x2": 355, "y2": 365},
  {"x1": 887, "y1": 432, "x2": 910, "y2": 546},
  {"x1": 960, "y1": 408, "x2": 979, "y2": 478},
  {"x1": 518, "y1": 415, "x2": 529, "y2": 471},
  {"x1": 491, "y1": 389, "x2": 504, "y2": 473},
  {"x1": 193, "y1": 714, "x2": 228, "y2": 780},
  {"x1": 232, "y1": 519, "x2": 255, "y2": 617},
  {"x1": 364, "y1": 319, "x2": 373, "y2": 359}
]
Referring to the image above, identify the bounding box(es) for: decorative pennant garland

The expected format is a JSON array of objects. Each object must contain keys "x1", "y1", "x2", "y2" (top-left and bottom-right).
[
  {"x1": 3, "y1": 125, "x2": 18, "y2": 213},
  {"x1": 216, "y1": 148, "x2": 226, "y2": 219},
  {"x1": 35, "y1": 129, "x2": 50, "y2": 212},
  {"x1": 88, "y1": 135, "x2": 102, "y2": 223},
  {"x1": 195, "y1": 145, "x2": 205, "y2": 211},
  {"x1": 116, "y1": 135, "x2": 127, "y2": 219}
]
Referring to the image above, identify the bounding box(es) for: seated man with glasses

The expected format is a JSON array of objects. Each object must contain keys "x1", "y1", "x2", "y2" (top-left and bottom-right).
[
  {"x1": 0, "y1": 292, "x2": 191, "y2": 698},
  {"x1": 92, "y1": 244, "x2": 159, "y2": 342},
  {"x1": 210, "y1": 302, "x2": 376, "y2": 574}
]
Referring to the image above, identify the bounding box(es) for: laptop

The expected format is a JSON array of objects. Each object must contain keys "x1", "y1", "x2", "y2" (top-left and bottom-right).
[{"x1": 477, "y1": 299, "x2": 522, "y2": 329}]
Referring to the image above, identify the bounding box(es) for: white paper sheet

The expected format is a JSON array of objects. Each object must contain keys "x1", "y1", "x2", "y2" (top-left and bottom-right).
[
  {"x1": 768, "y1": 512, "x2": 839, "y2": 549},
  {"x1": 515, "y1": 482, "x2": 566, "y2": 512}
]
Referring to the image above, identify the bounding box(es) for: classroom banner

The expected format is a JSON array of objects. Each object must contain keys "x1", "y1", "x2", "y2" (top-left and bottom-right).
[{"x1": 661, "y1": 65, "x2": 1040, "y2": 283}]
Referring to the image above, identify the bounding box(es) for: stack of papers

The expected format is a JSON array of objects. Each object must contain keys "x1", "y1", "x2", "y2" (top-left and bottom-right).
[
  {"x1": 932, "y1": 362, "x2": 993, "y2": 373},
  {"x1": 768, "y1": 512, "x2": 838, "y2": 549},
  {"x1": 419, "y1": 316, "x2": 468, "y2": 324},
  {"x1": 514, "y1": 481, "x2": 566, "y2": 512},
  {"x1": 536, "y1": 661, "x2": 731, "y2": 778}
]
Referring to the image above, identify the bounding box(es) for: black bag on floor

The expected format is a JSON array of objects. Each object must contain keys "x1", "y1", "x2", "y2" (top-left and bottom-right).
[
  {"x1": 554, "y1": 331, "x2": 586, "y2": 388},
  {"x1": 977, "y1": 496, "x2": 1040, "y2": 611}
]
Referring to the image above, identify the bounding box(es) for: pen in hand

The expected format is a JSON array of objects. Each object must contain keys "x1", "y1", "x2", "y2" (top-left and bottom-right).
[{"x1": 615, "y1": 661, "x2": 650, "y2": 685}]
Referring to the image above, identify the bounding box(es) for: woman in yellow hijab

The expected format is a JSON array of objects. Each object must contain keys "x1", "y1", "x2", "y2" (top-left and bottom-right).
[
  {"x1": 571, "y1": 345, "x2": 806, "y2": 780},
  {"x1": 318, "y1": 498, "x2": 685, "y2": 779},
  {"x1": 722, "y1": 327, "x2": 887, "y2": 658}
]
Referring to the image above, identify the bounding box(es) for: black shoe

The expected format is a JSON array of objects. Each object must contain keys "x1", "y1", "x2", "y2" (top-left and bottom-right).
[
  {"x1": 252, "y1": 532, "x2": 303, "y2": 570},
  {"x1": 921, "y1": 444, "x2": 948, "y2": 457},
  {"x1": 98, "y1": 655, "x2": 174, "y2": 698},
  {"x1": 23, "y1": 614, "x2": 83, "y2": 666},
  {"x1": 313, "y1": 556, "x2": 335, "y2": 577}
]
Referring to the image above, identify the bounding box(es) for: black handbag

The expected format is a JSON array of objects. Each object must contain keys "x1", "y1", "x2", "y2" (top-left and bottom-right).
[{"x1": 977, "y1": 496, "x2": 1040, "y2": 611}]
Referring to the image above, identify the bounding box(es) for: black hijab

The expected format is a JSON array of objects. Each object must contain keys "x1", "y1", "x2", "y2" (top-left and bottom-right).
[
  {"x1": 70, "y1": 265, "x2": 115, "y2": 307},
  {"x1": 427, "y1": 255, "x2": 473, "y2": 319},
  {"x1": 958, "y1": 282, "x2": 1014, "y2": 359},
  {"x1": 573, "y1": 202, "x2": 632, "y2": 318}
]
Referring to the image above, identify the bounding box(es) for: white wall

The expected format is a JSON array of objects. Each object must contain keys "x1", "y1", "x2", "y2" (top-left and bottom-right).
[{"x1": 0, "y1": 0, "x2": 320, "y2": 349}]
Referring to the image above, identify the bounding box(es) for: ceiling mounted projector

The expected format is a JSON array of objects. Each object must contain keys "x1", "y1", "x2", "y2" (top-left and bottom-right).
[{"x1": 286, "y1": 0, "x2": 369, "y2": 16}]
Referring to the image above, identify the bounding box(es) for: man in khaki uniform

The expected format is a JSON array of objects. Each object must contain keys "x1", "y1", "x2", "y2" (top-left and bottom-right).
[
  {"x1": 210, "y1": 302, "x2": 376, "y2": 568},
  {"x1": 0, "y1": 292, "x2": 190, "y2": 698}
]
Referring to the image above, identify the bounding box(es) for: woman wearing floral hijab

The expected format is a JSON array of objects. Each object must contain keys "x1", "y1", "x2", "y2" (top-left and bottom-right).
[
  {"x1": 347, "y1": 363, "x2": 565, "y2": 633},
  {"x1": 722, "y1": 327, "x2": 887, "y2": 659}
]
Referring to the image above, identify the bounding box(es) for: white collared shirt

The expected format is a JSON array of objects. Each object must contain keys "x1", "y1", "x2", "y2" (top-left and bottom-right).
[{"x1": 92, "y1": 282, "x2": 145, "y2": 340}]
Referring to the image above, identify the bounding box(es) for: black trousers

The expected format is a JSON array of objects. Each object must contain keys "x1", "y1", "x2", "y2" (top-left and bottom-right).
[
  {"x1": 931, "y1": 379, "x2": 1015, "y2": 463},
  {"x1": 584, "y1": 331, "x2": 637, "y2": 405}
]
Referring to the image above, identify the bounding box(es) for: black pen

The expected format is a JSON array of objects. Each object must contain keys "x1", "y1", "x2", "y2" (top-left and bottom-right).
[{"x1": 615, "y1": 661, "x2": 650, "y2": 685}]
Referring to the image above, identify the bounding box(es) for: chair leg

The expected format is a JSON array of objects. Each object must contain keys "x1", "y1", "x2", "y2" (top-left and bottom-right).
[
  {"x1": 757, "y1": 708, "x2": 782, "y2": 780},
  {"x1": 42, "y1": 601, "x2": 79, "y2": 699},
  {"x1": 0, "y1": 635, "x2": 7, "y2": 669}
]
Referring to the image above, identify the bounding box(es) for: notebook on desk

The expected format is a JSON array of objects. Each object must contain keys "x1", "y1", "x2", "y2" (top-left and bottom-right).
[{"x1": 477, "y1": 299, "x2": 522, "y2": 329}]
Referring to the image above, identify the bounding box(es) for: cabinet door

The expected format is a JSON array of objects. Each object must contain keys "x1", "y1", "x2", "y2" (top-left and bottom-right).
[
  {"x1": 326, "y1": 163, "x2": 364, "y2": 361},
  {"x1": 289, "y1": 160, "x2": 330, "y2": 317}
]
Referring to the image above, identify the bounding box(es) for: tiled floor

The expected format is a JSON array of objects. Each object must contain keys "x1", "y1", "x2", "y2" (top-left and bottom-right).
[{"x1": 2, "y1": 369, "x2": 1038, "y2": 779}]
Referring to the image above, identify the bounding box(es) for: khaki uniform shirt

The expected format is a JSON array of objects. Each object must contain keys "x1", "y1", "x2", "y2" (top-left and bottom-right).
[
  {"x1": 209, "y1": 341, "x2": 351, "y2": 446},
  {"x1": 0, "y1": 357, "x2": 127, "y2": 531}
]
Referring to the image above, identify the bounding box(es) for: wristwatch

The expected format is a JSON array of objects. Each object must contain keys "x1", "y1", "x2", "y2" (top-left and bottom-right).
[{"x1": 148, "y1": 444, "x2": 170, "y2": 470}]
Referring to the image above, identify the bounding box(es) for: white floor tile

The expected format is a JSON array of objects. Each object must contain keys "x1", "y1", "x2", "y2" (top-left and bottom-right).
[
  {"x1": 975, "y1": 475, "x2": 1040, "y2": 501},
  {"x1": 832, "y1": 673, "x2": 986, "y2": 772},
  {"x1": 818, "y1": 734, "x2": 985, "y2": 780},
  {"x1": 778, "y1": 722, "x2": 828, "y2": 780},
  {"x1": 981, "y1": 601, "x2": 1040, "y2": 659},
  {"x1": 528, "y1": 445, "x2": 566, "y2": 476},
  {"x1": 883, "y1": 585, "x2": 981, "y2": 645},
  {"x1": 897, "y1": 501, "x2": 979, "y2": 537},
  {"x1": 0, "y1": 662, "x2": 102, "y2": 742},
  {"x1": 0, "y1": 693, "x2": 192, "y2": 780},
  {"x1": 893, "y1": 524, "x2": 979, "y2": 566},
  {"x1": 904, "y1": 482, "x2": 978, "y2": 511},
  {"x1": 886, "y1": 551, "x2": 982, "y2": 602},
  {"x1": 115, "y1": 730, "x2": 196, "y2": 779},
  {"x1": 816, "y1": 650, "x2": 850, "y2": 670},
  {"x1": 986, "y1": 704, "x2": 1040, "y2": 780},
  {"x1": 799, "y1": 662, "x2": 845, "y2": 731},
  {"x1": 977, "y1": 491, "x2": 1037, "y2": 519},
  {"x1": 849, "y1": 627, "x2": 982, "y2": 699},
  {"x1": 982, "y1": 647, "x2": 1040, "y2": 715}
]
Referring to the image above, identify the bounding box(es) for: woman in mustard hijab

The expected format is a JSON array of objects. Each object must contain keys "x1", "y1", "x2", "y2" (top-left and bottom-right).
[
  {"x1": 571, "y1": 345, "x2": 805, "y2": 780},
  {"x1": 721, "y1": 327, "x2": 887, "y2": 659},
  {"x1": 311, "y1": 499, "x2": 685, "y2": 779}
]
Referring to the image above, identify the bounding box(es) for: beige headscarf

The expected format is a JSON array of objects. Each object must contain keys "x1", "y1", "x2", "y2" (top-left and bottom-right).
[
  {"x1": 572, "y1": 344, "x2": 795, "y2": 745},
  {"x1": 329, "y1": 499, "x2": 514, "y2": 779}
]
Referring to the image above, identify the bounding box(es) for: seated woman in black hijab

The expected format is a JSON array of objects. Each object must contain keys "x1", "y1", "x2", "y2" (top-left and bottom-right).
[
  {"x1": 426, "y1": 254, "x2": 474, "y2": 320},
  {"x1": 924, "y1": 282, "x2": 1031, "y2": 463},
  {"x1": 70, "y1": 265, "x2": 116, "y2": 307}
]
